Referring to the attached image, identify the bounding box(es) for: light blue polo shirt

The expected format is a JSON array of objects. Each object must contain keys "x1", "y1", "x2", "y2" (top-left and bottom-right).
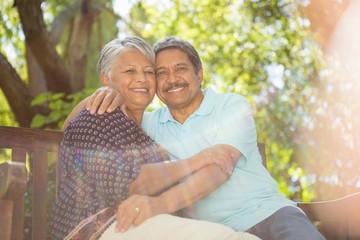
[{"x1": 142, "y1": 87, "x2": 298, "y2": 231}]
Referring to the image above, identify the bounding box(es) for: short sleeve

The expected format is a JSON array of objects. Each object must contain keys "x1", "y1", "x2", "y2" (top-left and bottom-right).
[{"x1": 214, "y1": 95, "x2": 257, "y2": 160}]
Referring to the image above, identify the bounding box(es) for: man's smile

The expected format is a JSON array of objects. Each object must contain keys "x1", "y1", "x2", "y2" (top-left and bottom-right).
[{"x1": 163, "y1": 83, "x2": 189, "y2": 93}]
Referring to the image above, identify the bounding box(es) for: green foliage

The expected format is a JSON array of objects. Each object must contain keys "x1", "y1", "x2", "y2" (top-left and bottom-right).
[
  {"x1": 0, "y1": 1, "x2": 27, "y2": 79},
  {"x1": 30, "y1": 88, "x2": 96, "y2": 129},
  {"x1": 129, "y1": 0, "x2": 324, "y2": 199},
  {"x1": 0, "y1": 90, "x2": 15, "y2": 175},
  {"x1": 0, "y1": 89, "x2": 16, "y2": 127}
]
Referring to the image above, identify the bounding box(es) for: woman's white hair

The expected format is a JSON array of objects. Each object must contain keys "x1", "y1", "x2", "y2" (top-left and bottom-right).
[{"x1": 97, "y1": 36, "x2": 155, "y2": 77}]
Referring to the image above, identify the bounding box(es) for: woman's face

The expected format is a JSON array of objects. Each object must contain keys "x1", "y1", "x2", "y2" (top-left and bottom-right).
[{"x1": 102, "y1": 48, "x2": 156, "y2": 111}]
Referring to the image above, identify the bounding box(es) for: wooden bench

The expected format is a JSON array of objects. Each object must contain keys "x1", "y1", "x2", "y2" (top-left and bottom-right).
[
  {"x1": 0, "y1": 126, "x2": 63, "y2": 240},
  {"x1": 0, "y1": 125, "x2": 359, "y2": 239}
]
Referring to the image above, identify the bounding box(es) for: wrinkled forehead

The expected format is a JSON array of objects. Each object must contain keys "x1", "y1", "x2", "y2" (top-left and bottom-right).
[{"x1": 155, "y1": 48, "x2": 192, "y2": 68}]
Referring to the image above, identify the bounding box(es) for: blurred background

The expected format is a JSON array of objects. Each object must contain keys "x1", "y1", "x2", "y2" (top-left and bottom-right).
[{"x1": 1, "y1": 0, "x2": 359, "y2": 205}]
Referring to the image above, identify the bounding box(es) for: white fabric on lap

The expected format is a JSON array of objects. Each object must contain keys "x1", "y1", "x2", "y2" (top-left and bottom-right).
[{"x1": 99, "y1": 214, "x2": 260, "y2": 240}]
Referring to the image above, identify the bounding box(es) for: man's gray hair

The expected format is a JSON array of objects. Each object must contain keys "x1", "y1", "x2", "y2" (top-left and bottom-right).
[
  {"x1": 97, "y1": 36, "x2": 155, "y2": 77},
  {"x1": 153, "y1": 36, "x2": 202, "y2": 74}
]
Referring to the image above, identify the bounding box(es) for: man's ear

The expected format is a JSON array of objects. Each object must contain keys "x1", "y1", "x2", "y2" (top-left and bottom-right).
[
  {"x1": 100, "y1": 75, "x2": 109, "y2": 86},
  {"x1": 197, "y1": 68, "x2": 204, "y2": 85}
]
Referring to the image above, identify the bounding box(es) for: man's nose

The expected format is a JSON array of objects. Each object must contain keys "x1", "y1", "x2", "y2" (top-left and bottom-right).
[{"x1": 167, "y1": 71, "x2": 178, "y2": 83}]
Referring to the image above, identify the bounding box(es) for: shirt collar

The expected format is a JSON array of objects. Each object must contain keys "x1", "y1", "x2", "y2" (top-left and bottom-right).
[{"x1": 159, "y1": 87, "x2": 216, "y2": 123}]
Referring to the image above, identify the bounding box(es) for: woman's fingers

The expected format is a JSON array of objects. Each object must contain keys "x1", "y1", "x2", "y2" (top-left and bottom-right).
[
  {"x1": 116, "y1": 201, "x2": 139, "y2": 232},
  {"x1": 115, "y1": 195, "x2": 164, "y2": 232}
]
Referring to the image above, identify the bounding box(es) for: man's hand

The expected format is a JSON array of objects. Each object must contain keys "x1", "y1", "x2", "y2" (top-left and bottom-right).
[
  {"x1": 63, "y1": 86, "x2": 124, "y2": 129},
  {"x1": 86, "y1": 86, "x2": 124, "y2": 115},
  {"x1": 115, "y1": 194, "x2": 166, "y2": 233},
  {"x1": 194, "y1": 145, "x2": 240, "y2": 175}
]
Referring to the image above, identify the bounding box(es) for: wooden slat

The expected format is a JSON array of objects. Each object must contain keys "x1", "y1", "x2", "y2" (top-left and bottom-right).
[
  {"x1": 32, "y1": 150, "x2": 49, "y2": 240},
  {"x1": 12, "y1": 197, "x2": 25, "y2": 240},
  {"x1": 0, "y1": 200, "x2": 13, "y2": 240},
  {"x1": 0, "y1": 162, "x2": 27, "y2": 240},
  {"x1": 8, "y1": 160, "x2": 27, "y2": 240},
  {"x1": 0, "y1": 126, "x2": 63, "y2": 151},
  {"x1": 10, "y1": 148, "x2": 27, "y2": 240}
]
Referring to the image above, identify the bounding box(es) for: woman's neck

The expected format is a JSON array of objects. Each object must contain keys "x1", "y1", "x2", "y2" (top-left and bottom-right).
[{"x1": 126, "y1": 109, "x2": 144, "y2": 126}]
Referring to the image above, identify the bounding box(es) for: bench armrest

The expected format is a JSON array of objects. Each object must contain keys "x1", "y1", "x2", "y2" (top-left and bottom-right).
[
  {"x1": 0, "y1": 162, "x2": 27, "y2": 199},
  {"x1": 297, "y1": 192, "x2": 360, "y2": 239}
]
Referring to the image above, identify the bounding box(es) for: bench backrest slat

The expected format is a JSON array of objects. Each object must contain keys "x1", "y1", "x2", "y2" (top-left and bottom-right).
[{"x1": 0, "y1": 126, "x2": 63, "y2": 240}]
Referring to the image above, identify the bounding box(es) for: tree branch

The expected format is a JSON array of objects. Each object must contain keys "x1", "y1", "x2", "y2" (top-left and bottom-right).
[
  {"x1": 15, "y1": 0, "x2": 72, "y2": 94},
  {"x1": 50, "y1": 1, "x2": 80, "y2": 44},
  {"x1": 69, "y1": 0, "x2": 101, "y2": 92},
  {"x1": 0, "y1": 52, "x2": 47, "y2": 127},
  {"x1": 27, "y1": 1, "x2": 80, "y2": 97}
]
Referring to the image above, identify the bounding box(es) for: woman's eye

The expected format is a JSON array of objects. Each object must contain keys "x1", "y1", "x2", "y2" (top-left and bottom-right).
[
  {"x1": 145, "y1": 70, "x2": 154, "y2": 75},
  {"x1": 125, "y1": 69, "x2": 135, "y2": 73}
]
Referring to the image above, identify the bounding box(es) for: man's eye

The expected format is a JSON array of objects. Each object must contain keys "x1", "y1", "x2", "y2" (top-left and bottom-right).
[
  {"x1": 156, "y1": 71, "x2": 165, "y2": 76},
  {"x1": 177, "y1": 66, "x2": 186, "y2": 72},
  {"x1": 145, "y1": 70, "x2": 154, "y2": 75},
  {"x1": 125, "y1": 69, "x2": 135, "y2": 73}
]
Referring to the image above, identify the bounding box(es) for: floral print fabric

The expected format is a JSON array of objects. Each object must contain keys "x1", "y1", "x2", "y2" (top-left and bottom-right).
[{"x1": 48, "y1": 108, "x2": 167, "y2": 239}]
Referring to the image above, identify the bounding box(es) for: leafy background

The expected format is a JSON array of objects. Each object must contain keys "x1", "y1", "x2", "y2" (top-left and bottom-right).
[{"x1": 1, "y1": 0, "x2": 359, "y2": 237}]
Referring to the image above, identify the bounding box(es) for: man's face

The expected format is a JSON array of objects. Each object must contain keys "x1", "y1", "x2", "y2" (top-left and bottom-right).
[{"x1": 155, "y1": 48, "x2": 203, "y2": 110}]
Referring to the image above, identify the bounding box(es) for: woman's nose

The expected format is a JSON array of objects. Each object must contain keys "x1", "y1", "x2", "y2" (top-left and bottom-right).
[{"x1": 136, "y1": 72, "x2": 149, "y2": 82}]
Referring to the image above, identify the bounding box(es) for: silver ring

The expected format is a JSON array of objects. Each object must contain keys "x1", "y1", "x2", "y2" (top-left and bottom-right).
[{"x1": 135, "y1": 207, "x2": 140, "y2": 214}]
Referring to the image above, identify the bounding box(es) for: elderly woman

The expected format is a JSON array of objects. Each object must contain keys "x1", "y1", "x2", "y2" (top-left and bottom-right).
[{"x1": 49, "y1": 37, "x2": 259, "y2": 240}]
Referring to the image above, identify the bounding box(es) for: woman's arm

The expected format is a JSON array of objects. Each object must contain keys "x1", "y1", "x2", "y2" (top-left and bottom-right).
[
  {"x1": 116, "y1": 144, "x2": 241, "y2": 232},
  {"x1": 129, "y1": 144, "x2": 239, "y2": 196},
  {"x1": 115, "y1": 147, "x2": 240, "y2": 232}
]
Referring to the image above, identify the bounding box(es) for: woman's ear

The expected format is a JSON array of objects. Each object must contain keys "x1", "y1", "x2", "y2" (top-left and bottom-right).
[{"x1": 100, "y1": 75, "x2": 109, "y2": 86}]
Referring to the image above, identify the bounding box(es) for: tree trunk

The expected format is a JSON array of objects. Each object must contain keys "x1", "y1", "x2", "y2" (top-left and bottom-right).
[
  {"x1": 0, "y1": 53, "x2": 47, "y2": 127},
  {"x1": 26, "y1": 45, "x2": 47, "y2": 97},
  {"x1": 27, "y1": 2, "x2": 81, "y2": 97},
  {"x1": 69, "y1": 0, "x2": 100, "y2": 92},
  {"x1": 50, "y1": 2, "x2": 80, "y2": 45},
  {"x1": 15, "y1": 0, "x2": 72, "y2": 94}
]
